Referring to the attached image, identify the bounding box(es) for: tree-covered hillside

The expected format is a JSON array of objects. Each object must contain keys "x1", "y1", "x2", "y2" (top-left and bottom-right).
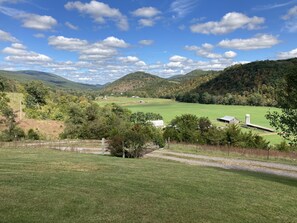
[
  {"x1": 100, "y1": 70, "x2": 218, "y2": 98},
  {"x1": 177, "y1": 58, "x2": 297, "y2": 106},
  {"x1": 0, "y1": 70, "x2": 101, "y2": 91}
]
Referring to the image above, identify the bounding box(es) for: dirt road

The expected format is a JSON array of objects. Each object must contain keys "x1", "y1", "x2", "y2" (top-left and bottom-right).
[{"x1": 145, "y1": 150, "x2": 297, "y2": 179}]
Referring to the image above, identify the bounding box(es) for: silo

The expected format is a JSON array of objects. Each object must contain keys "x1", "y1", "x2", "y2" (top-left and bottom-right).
[{"x1": 245, "y1": 114, "x2": 251, "y2": 125}]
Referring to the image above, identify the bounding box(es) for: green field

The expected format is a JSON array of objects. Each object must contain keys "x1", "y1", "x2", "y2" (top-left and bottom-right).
[
  {"x1": 0, "y1": 148, "x2": 296, "y2": 223},
  {"x1": 97, "y1": 97, "x2": 283, "y2": 144}
]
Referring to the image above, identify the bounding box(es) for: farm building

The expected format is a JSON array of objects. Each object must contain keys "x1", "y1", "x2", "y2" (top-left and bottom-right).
[
  {"x1": 149, "y1": 120, "x2": 165, "y2": 128},
  {"x1": 217, "y1": 116, "x2": 240, "y2": 124},
  {"x1": 245, "y1": 114, "x2": 274, "y2": 132}
]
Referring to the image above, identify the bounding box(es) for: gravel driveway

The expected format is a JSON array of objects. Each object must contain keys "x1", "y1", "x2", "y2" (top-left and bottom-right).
[{"x1": 145, "y1": 150, "x2": 297, "y2": 179}]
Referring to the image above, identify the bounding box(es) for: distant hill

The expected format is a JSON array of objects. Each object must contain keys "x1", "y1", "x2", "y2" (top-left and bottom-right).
[
  {"x1": 0, "y1": 70, "x2": 101, "y2": 91},
  {"x1": 100, "y1": 71, "x2": 218, "y2": 98},
  {"x1": 196, "y1": 58, "x2": 297, "y2": 95},
  {"x1": 100, "y1": 71, "x2": 177, "y2": 97},
  {"x1": 174, "y1": 58, "x2": 297, "y2": 106},
  {"x1": 168, "y1": 69, "x2": 219, "y2": 82}
]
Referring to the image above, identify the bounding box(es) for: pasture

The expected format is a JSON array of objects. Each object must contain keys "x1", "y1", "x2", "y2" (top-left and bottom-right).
[
  {"x1": 0, "y1": 148, "x2": 296, "y2": 223},
  {"x1": 97, "y1": 97, "x2": 283, "y2": 144}
]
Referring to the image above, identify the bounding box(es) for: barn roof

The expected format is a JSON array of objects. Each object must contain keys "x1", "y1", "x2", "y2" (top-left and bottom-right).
[{"x1": 219, "y1": 116, "x2": 237, "y2": 121}]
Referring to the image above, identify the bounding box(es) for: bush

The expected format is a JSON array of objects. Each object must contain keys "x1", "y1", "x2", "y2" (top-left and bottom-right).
[
  {"x1": 27, "y1": 129, "x2": 40, "y2": 140},
  {"x1": 0, "y1": 127, "x2": 26, "y2": 142}
]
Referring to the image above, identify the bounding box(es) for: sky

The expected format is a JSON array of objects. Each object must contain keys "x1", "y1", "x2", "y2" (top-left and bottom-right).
[{"x1": 0, "y1": 0, "x2": 297, "y2": 84}]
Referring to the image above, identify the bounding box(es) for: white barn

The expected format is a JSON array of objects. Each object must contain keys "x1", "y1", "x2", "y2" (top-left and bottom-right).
[{"x1": 149, "y1": 120, "x2": 165, "y2": 128}]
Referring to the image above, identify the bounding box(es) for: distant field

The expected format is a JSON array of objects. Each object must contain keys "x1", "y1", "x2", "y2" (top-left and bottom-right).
[
  {"x1": 96, "y1": 97, "x2": 284, "y2": 144},
  {"x1": 0, "y1": 148, "x2": 296, "y2": 223}
]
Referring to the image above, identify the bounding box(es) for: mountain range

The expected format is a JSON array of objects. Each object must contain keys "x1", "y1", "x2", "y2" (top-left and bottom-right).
[{"x1": 1, "y1": 58, "x2": 296, "y2": 99}]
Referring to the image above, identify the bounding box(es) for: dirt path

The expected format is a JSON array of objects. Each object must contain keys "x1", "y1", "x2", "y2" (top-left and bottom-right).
[{"x1": 145, "y1": 150, "x2": 297, "y2": 179}]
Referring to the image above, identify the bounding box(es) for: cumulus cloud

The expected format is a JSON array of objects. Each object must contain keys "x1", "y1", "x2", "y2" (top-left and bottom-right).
[
  {"x1": 278, "y1": 48, "x2": 297, "y2": 59},
  {"x1": 0, "y1": 29, "x2": 18, "y2": 42},
  {"x1": 65, "y1": 0, "x2": 128, "y2": 31},
  {"x1": 190, "y1": 12, "x2": 264, "y2": 35},
  {"x1": 102, "y1": 36, "x2": 129, "y2": 48},
  {"x1": 2, "y1": 43, "x2": 52, "y2": 64},
  {"x1": 139, "y1": 39, "x2": 154, "y2": 45},
  {"x1": 224, "y1": 51, "x2": 237, "y2": 58},
  {"x1": 169, "y1": 55, "x2": 188, "y2": 62},
  {"x1": 48, "y1": 36, "x2": 88, "y2": 51},
  {"x1": 48, "y1": 35, "x2": 129, "y2": 62},
  {"x1": 138, "y1": 18, "x2": 155, "y2": 27},
  {"x1": 185, "y1": 43, "x2": 233, "y2": 59},
  {"x1": 218, "y1": 34, "x2": 280, "y2": 50},
  {"x1": 132, "y1": 7, "x2": 160, "y2": 17},
  {"x1": 65, "y1": 21, "x2": 79, "y2": 30},
  {"x1": 118, "y1": 56, "x2": 146, "y2": 66},
  {"x1": 0, "y1": 6, "x2": 57, "y2": 30},
  {"x1": 131, "y1": 6, "x2": 161, "y2": 27}
]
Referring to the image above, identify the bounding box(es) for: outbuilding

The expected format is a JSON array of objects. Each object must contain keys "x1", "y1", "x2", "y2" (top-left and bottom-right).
[{"x1": 217, "y1": 116, "x2": 240, "y2": 124}]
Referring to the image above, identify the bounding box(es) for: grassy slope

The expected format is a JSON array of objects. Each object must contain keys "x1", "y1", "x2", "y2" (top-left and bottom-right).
[{"x1": 0, "y1": 148, "x2": 296, "y2": 223}]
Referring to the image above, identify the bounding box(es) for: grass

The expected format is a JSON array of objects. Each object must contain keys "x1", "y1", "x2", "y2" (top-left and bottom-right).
[
  {"x1": 0, "y1": 148, "x2": 297, "y2": 223},
  {"x1": 96, "y1": 97, "x2": 284, "y2": 144},
  {"x1": 165, "y1": 143, "x2": 297, "y2": 166}
]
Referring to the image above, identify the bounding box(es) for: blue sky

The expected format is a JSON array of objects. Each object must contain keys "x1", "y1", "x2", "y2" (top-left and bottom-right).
[{"x1": 0, "y1": 0, "x2": 297, "y2": 84}]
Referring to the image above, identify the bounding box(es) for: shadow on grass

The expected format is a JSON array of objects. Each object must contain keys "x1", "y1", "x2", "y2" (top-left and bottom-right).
[{"x1": 216, "y1": 167, "x2": 297, "y2": 187}]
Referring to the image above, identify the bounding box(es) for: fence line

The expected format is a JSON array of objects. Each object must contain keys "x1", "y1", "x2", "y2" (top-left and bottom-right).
[
  {"x1": 0, "y1": 139, "x2": 108, "y2": 152},
  {"x1": 168, "y1": 142, "x2": 297, "y2": 160}
]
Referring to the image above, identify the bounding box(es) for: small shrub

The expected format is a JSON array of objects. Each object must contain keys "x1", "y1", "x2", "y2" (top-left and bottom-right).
[{"x1": 27, "y1": 129, "x2": 40, "y2": 140}]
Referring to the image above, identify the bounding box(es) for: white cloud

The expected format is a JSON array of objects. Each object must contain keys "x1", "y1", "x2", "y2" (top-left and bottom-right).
[
  {"x1": 65, "y1": 0, "x2": 128, "y2": 31},
  {"x1": 253, "y1": 1, "x2": 296, "y2": 11},
  {"x1": 218, "y1": 34, "x2": 280, "y2": 50},
  {"x1": 119, "y1": 56, "x2": 139, "y2": 63},
  {"x1": 185, "y1": 43, "x2": 238, "y2": 60},
  {"x1": 118, "y1": 56, "x2": 146, "y2": 66},
  {"x1": 185, "y1": 43, "x2": 221, "y2": 59},
  {"x1": 282, "y1": 6, "x2": 297, "y2": 32},
  {"x1": 34, "y1": 33, "x2": 46, "y2": 38},
  {"x1": 0, "y1": 29, "x2": 18, "y2": 42},
  {"x1": 48, "y1": 35, "x2": 129, "y2": 62},
  {"x1": 278, "y1": 48, "x2": 297, "y2": 59},
  {"x1": 139, "y1": 39, "x2": 154, "y2": 45},
  {"x1": 224, "y1": 51, "x2": 237, "y2": 58},
  {"x1": 190, "y1": 12, "x2": 265, "y2": 35},
  {"x1": 22, "y1": 14, "x2": 57, "y2": 30},
  {"x1": 131, "y1": 6, "x2": 160, "y2": 27},
  {"x1": 2, "y1": 43, "x2": 52, "y2": 64},
  {"x1": 132, "y1": 7, "x2": 160, "y2": 17},
  {"x1": 138, "y1": 18, "x2": 155, "y2": 27},
  {"x1": 65, "y1": 21, "x2": 79, "y2": 30},
  {"x1": 48, "y1": 36, "x2": 88, "y2": 51},
  {"x1": 170, "y1": 0, "x2": 198, "y2": 18},
  {"x1": 282, "y1": 5, "x2": 297, "y2": 20},
  {"x1": 102, "y1": 36, "x2": 129, "y2": 48},
  {"x1": 169, "y1": 55, "x2": 187, "y2": 62},
  {"x1": 0, "y1": 6, "x2": 57, "y2": 30}
]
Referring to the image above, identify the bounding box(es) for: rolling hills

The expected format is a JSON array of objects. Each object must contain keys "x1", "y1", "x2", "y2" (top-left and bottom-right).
[
  {"x1": 100, "y1": 70, "x2": 218, "y2": 97},
  {"x1": 0, "y1": 70, "x2": 101, "y2": 91},
  {"x1": 196, "y1": 58, "x2": 297, "y2": 95}
]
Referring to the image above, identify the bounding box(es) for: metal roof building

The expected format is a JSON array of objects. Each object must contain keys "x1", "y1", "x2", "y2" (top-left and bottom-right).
[{"x1": 217, "y1": 116, "x2": 240, "y2": 124}]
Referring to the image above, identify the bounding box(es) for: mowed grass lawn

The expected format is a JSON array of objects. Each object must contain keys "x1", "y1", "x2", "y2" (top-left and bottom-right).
[{"x1": 1, "y1": 148, "x2": 297, "y2": 223}]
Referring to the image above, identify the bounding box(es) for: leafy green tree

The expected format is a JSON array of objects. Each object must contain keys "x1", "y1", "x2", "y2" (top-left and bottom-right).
[
  {"x1": 0, "y1": 93, "x2": 25, "y2": 141},
  {"x1": 266, "y1": 67, "x2": 297, "y2": 145},
  {"x1": 24, "y1": 81, "x2": 48, "y2": 108}
]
